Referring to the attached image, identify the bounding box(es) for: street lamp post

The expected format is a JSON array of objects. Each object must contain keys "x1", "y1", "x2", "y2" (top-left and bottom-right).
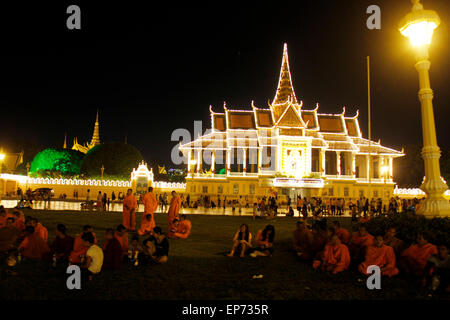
[
  {"x1": 0, "y1": 150, "x2": 5, "y2": 197},
  {"x1": 26, "y1": 162, "x2": 30, "y2": 193},
  {"x1": 101, "y1": 164, "x2": 105, "y2": 181},
  {"x1": 399, "y1": 0, "x2": 450, "y2": 217}
]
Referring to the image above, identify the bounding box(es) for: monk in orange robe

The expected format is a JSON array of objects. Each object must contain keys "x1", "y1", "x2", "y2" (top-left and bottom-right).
[
  {"x1": 349, "y1": 224, "x2": 374, "y2": 263},
  {"x1": 293, "y1": 220, "x2": 313, "y2": 259},
  {"x1": 383, "y1": 227, "x2": 405, "y2": 256},
  {"x1": 359, "y1": 235, "x2": 399, "y2": 277},
  {"x1": 400, "y1": 233, "x2": 438, "y2": 276},
  {"x1": 0, "y1": 207, "x2": 7, "y2": 228},
  {"x1": 332, "y1": 221, "x2": 351, "y2": 244},
  {"x1": 69, "y1": 225, "x2": 97, "y2": 264},
  {"x1": 138, "y1": 214, "x2": 154, "y2": 236},
  {"x1": 28, "y1": 218, "x2": 48, "y2": 242},
  {"x1": 18, "y1": 226, "x2": 50, "y2": 260},
  {"x1": 12, "y1": 210, "x2": 25, "y2": 231},
  {"x1": 142, "y1": 187, "x2": 158, "y2": 231},
  {"x1": 313, "y1": 234, "x2": 350, "y2": 274},
  {"x1": 173, "y1": 215, "x2": 192, "y2": 239},
  {"x1": 115, "y1": 224, "x2": 129, "y2": 255},
  {"x1": 168, "y1": 190, "x2": 181, "y2": 233},
  {"x1": 123, "y1": 189, "x2": 137, "y2": 231}
]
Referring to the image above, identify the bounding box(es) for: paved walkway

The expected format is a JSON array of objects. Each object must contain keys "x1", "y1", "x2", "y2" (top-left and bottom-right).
[{"x1": 1, "y1": 199, "x2": 352, "y2": 217}]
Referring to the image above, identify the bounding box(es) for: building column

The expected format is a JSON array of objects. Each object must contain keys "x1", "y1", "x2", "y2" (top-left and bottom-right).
[
  {"x1": 243, "y1": 148, "x2": 247, "y2": 174},
  {"x1": 336, "y1": 151, "x2": 341, "y2": 176},
  {"x1": 352, "y1": 153, "x2": 356, "y2": 177},
  {"x1": 187, "y1": 150, "x2": 192, "y2": 176},
  {"x1": 226, "y1": 149, "x2": 231, "y2": 175},
  {"x1": 320, "y1": 149, "x2": 326, "y2": 175},
  {"x1": 389, "y1": 157, "x2": 393, "y2": 179},
  {"x1": 366, "y1": 154, "x2": 370, "y2": 180},
  {"x1": 258, "y1": 147, "x2": 262, "y2": 172},
  {"x1": 196, "y1": 149, "x2": 202, "y2": 175},
  {"x1": 211, "y1": 151, "x2": 215, "y2": 176}
]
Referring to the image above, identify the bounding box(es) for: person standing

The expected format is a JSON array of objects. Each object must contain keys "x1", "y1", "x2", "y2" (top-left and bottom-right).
[
  {"x1": 168, "y1": 191, "x2": 181, "y2": 234},
  {"x1": 102, "y1": 193, "x2": 107, "y2": 211},
  {"x1": 122, "y1": 189, "x2": 137, "y2": 231},
  {"x1": 97, "y1": 191, "x2": 103, "y2": 211},
  {"x1": 142, "y1": 187, "x2": 158, "y2": 231}
]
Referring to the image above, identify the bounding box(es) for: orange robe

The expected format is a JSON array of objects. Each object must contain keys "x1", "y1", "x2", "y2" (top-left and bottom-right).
[
  {"x1": 138, "y1": 218, "x2": 154, "y2": 236},
  {"x1": 174, "y1": 220, "x2": 192, "y2": 239},
  {"x1": 115, "y1": 232, "x2": 129, "y2": 253},
  {"x1": 69, "y1": 232, "x2": 98, "y2": 264},
  {"x1": 123, "y1": 194, "x2": 137, "y2": 231},
  {"x1": 401, "y1": 243, "x2": 438, "y2": 275},
  {"x1": 335, "y1": 227, "x2": 351, "y2": 244},
  {"x1": 168, "y1": 195, "x2": 181, "y2": 231},
  {"x1": 34, "y1": 223, "x2": 48, "y2": 242},
  {"x1": 351, "y1": 232, "x2": 374, "y2": 249},
  {"x1": 0, "y1": 215, "x2": 6, "y2": 228},
  {"x1": 142, "y1": 192, "x2": 157, "y2": 230},
  {"x1": 13, "y1": 216, "x2": 25, "y2": 231},
  {"x1": 19, "y1": 233, "x2": 50, "y2": 260},
  {"x1": 314, "y1": 243, "x2": 350, "y2": 274},
  {"x1": 359, "y1": 245, "x2": 399, "y2": 277}
]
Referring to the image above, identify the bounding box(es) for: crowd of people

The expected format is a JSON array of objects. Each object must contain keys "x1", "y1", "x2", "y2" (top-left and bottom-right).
[
  {"x1": 0, "y1": 187, "x2": 448, "y2": 296},
  {"x1": 0, "y1": 187, "x2": 191, "y2": 281}
]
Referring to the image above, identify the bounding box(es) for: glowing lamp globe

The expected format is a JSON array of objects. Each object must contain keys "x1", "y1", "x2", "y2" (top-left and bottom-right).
[
  {"x1": 380, "y1": 165, "x2": 389, "y2": 175},
  {"x1": 7, "y1": 256, "x2": 17, "y2": 267},
  {"x1": 398, "y1": 0, "x2": 440, "y2": 47},
  {"x1": 0, "y1": 153, "x2": 5, "y2": 161}
]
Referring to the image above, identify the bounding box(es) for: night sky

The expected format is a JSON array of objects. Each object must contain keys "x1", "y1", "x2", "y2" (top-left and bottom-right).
[{"x1": 0, "y1": 0, "x2": 448, "y2": 167}]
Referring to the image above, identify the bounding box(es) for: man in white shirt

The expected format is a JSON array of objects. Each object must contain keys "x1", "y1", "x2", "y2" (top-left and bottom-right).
[{"x1": 81, "y1": 232, "x2": 103, "y2": 280}]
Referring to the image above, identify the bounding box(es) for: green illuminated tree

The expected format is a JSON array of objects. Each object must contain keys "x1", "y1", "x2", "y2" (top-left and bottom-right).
[{"x1": 30, "y1": 148, "x2": 84, "y2": 177}]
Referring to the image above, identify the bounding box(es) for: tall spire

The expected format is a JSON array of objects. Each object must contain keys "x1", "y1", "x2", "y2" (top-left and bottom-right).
[
  {"x1": 63, "y1": 132, "x2": 67, "y2": 149},
  {"x1": 272, "y1": 43, "x2": 299, "y2": 105},
  {"x1": 89, "y1": 109, "x2": 101, "y2": 147}
]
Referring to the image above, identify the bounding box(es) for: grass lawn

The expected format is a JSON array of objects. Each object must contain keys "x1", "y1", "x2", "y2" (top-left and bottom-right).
[{"x1": 0, "y1": 209, "x2": 445, "y2": 300}]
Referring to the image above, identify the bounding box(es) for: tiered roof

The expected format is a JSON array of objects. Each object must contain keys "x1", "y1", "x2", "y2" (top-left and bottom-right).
[{"x1": 181, "y1": 44, "x2": 403, "y2": 158}]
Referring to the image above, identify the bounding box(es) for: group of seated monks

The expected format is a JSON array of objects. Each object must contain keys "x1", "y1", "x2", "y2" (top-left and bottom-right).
[
  {"x1": 293, "y1": 219, "x2": 450, "y2": 293},
  {"x1": 0, "y1": 205, "x2": 178, "y2": 280},
  {"x1": 137, "y1": 213, "x2": 192, "y2": 240}
]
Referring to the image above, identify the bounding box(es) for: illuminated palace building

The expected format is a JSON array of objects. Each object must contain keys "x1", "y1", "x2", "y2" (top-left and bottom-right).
[{"x1": 180, "y1": 44, "x2": 404, "y2": 201}]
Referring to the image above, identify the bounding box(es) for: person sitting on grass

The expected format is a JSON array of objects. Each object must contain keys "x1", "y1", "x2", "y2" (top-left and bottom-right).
[
  {"x1": 142, "y1": 227, "x2": 169, "y2": 264},
  {"x1": 349, "y1": 224, "x2": 374, "y2": 264},
  {"x1": 115, "y1": 224, "x2": 129, "y2": 257},
  {"x1": 250, "y1": 225, "x2": 275, "y2": 258},
  {"x1": 399, "y1": 233, "x2": 438, "y2": 277},
  {"x1": 102, "y1": 228, "x2": 122, "y2": 271},
  {"x1": 422, "y1": 244, "x2": 450, "y2": 293},
  {"x1": 69, "y1": 225, "x2": 97, "y2": 265},
  {"x1": 12, "y1": 210, "x2": 25, "y2": 231},
  {"x1": 358, "y1": 234, "x2": 398, "y2": 277},
  {"x1": 128, "y1": 235, "x2": 143, "y2": 264},
  {"x1": 227, "y1": 224, "x2": 252, "y2": 258},
  {"x1": 383, "y1": 227, "x2": 405, "y2": 257},
  {"x1": 138, "y1": 214, "x2": 154, "y2": 237},
  {"x1": 332, "y1": 220, "x2": 351, "y2": 245},
  {"x1": 49, "y1": 224, "x2": 74, "y2": 264},
  {"x1": 293, "y1": 220, "x2": 313, "y2": 259},
  {"x1": 81, "y1": 232, "x2": 103, "y2": 281},
  {"x1": 28, "y1": 218, "x2": 48, "y2": 242},
  {"x1": 312, "y1": 234, "x2": 350, "y2": 274},
  {"x1": 18, "y1": 226, "x2": 50, "y2": 260},
  {"x1": 173, "y1": 215, "x2": 192, "y2": 239},
  {"x1": 0, "y1": 217, "x2": 20, "y2": 254}
]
